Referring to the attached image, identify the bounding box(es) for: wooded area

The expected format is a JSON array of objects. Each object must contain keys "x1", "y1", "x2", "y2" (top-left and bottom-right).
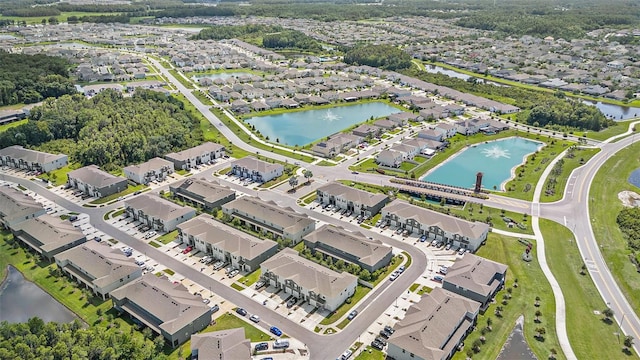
[
  {"x1": 344, "y1": 44, "x2": 412, "y2": 71},
  {"x1": 262, "y1": 30, "x2": 323, "y2": 53},
  {"x1": 0, "y1": 52, "x2": 75, "y2": 107},
  {"x1": 617, "y1": 207, "x2": 640, "y2": 251},
  {"x1": 0, "y1": 90, "x2": 202, "y2": 171},
  {"x1": 192, "y1": 24, "x2": 284, "y2": 41},
  {"x1": 0, "y1": 318, "x2": 167, "y2": 360}
]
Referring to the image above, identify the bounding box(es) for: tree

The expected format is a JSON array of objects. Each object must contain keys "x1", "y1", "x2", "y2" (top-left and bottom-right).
[
  {"x1": 535, "y1": 327, "x2": 546, "y2": 340},
  {"x1": 288, "y1": 176, "x2": 298, "y2": 190},
  {"x1": 359, "y1": 269, "x2": 371, "y2": 281},
  {"x1": 303, "y1": 170, "x2": 313, "y2": 184},
  {"x1": 624, "y1": 336, "x2": 634, "y2": 351},
  {"x1": 494, "y1": 306, "x2": 503, "y2": 317},
  {"x1": 535, "y1": 310, "x2": 542, "y2": 323},
  {"x1": 603, "y1": 307, "x2": 614, "y2": 323},
  {"x1": 535, "y1": 296, "x2": 541, "y2": 307}
]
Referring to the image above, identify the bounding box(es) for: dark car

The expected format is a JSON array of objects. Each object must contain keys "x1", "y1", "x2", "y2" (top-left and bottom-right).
[
  {"x1": 270, "y1": 326, "x2": 282, "y2": 336},
  {"x1": 375, "y1": 337, "x2": 387, "y2": 346},
  {"x1": 371, "y1": 340, "x2": 384, "y2": 351},
  {"x1": 384, "y1": 325, "x2": 395, "y2": 334},
  {"x1": 235, "y1": 307, "x2": 247, "y2": 316},
  {"x1": 286, "y1": 297, "x2": 297, "y2": 308},
  {"x1": 379, "y1": 329, "x2": 391, "y2": 339},
  {"x1": 254, "y1": 342, "x2": 268, "y2": 351}
]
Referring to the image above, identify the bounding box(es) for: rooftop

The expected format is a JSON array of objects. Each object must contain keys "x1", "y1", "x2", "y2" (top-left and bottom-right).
[
  {"x1": 231, "y1": 156, "x2": 284, "y2": 173},
  {"x1": 0, "y1": 186, "x2": 44, "y2": 224},
  {"x1": 125, "y1": 194, "x2": 195, "y2": 222},
  {"x1": 444, "y1": 253, "x2": 508, "y2": 297},
  {"x1": 13, "y1": 214, "x2": 85, "y2": 253},
  {"x1": 0, "y1": 145, "x2": 66, "y2": 165},
  {"x1": 223, "y1": 196, "x2": 314, "y2": 235},
  {"x1": 123, "y1": 157, "x2": 173, "y2": 176},
  {"x1": 317, "y1": 182, "x2": 389, "y2": 208},
  {"x1": 67, "y1": 165, "x2": 126, "y2": 188},
  {"x1": 165, "y1": 142, "x2": 224, "y2": 162}
]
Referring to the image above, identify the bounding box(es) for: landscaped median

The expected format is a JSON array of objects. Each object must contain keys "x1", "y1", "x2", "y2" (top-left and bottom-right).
[{"x1": 541, "y1": 147, "x2": 600, "y2": 202}]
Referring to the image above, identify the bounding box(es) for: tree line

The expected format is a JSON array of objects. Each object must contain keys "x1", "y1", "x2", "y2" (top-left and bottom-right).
[
  {"x1": 403, "y1": 67, "x2": 612, "y2": 131},
  {"x1": 0, "y1": 317, "x2": 167, "y2": 360},
  {"x1": 262, "y1": 30, "x2": 323, "y2": 53},
  {"x1": 191, "y1": 24, "x2": 284, "y2": 41},
  {"x1": 0, "y1": 90, "x2": 202, "y2": 171},
  {"x1": 0, "y1": 51, "x2": 76, "y2": 107},
  {"x1": 617, "y1": 207, "x2": 640, "y2": 251},
  {"x1": 344, "y1": 44, "x2": 412, "y2": 71}
]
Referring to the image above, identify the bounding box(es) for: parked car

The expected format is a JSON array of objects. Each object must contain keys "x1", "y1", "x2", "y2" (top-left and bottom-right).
[
  {"x1": 379, "y1": 329, "x2": 391, "y2": 339},
  {"x1": 93, "y1": 236, "x2": 101, "y2": 242},
  {"x1": 228, "y1": 269, "x2": 240, "y2": 278},
  {"x1": 270, "y1": 326, "x2": 282, "y2": 336},
  {"x1": 211, "y1": 304, "x2": 220, "y2": 312},
  {"x1": 255, "y1": 280, "x2": 266, "y2": 289},
  {"x1": 182, "y1": 246, "x2": 193, "y2": 254},
  {"x1": 431, "y1": 240, "x2": 438, "y2": 247},
  {"x1": 347, "y1": 310, "x2": 358, "y2": 320},
  {"x1": 389, "y1": 272, "x2": 398, "y2": 281},
  {"x1": 273, "y1": 339, "x2": 289, "y2": 349},
  {"x1": 202, "y1": 298, "x2": 210, "y2": 304},
  {"x1": 144, "y1": 231, "x2": 157, "y2": 239},
  {"x1": 384, "y1": 325, "x2": 395, "y2": 334},
  {"x1": 249, "y1": 314, "x2": 260, "y2": 323},
  {"x1": 341, "y1": 349, "x2": 353, "y2": 359},
  {"x1": 419, "y1": 235, "x2": 427, "y2": 242},
  {"x1": 397, "y1": 265, "x2": 405, "y2": 273},
  {"x1": 375, "y1": 337, "x2": 387, "y2": 346},
  {"x1": 69, "y1": 215, "x2": 78, "y2": 222},
  {"x1": 433, "y1": 275, "x2": 444, "y2": 282},
  {"x1": 395, "y1": 228, "x2": 404, "y2": 235},
  {"x1": 286, "y1": 297, "x2": 297, "y2": 308},
  {"x1": 458, "y1": 248, "x2": 466, "y2": 255},
  {"x1": 255, "y1": 342, "x2": 268, "y2": 351},
  {"x1": 371, "y1": 340, "x2": 384, "y2": 350},
  {"x1": 236, "y1": 308, "x2": 247, "y2": 316},
  {"x1": 445, "y1": 243, "x2": 452, "y2": 251}
]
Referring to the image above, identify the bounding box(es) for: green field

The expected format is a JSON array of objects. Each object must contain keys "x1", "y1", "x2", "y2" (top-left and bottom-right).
[
  {"x1": 0, "y1": 119, "x2": 27, "y2": 132},
  {"x1": 541, "y1": 219, "x2": 636, "y2": 359},
  {"x1": 453, "y1": 232, "x2": 564, "y2": 360},
  {"x1": 0, "y1": 11, "x2": 121, "y2": 25},
  {"x1": 38, "y1": 163, "x2": 82, "y2": 186},
  {"x1": 541, "y1": 147, "x2": 601, "y2": 203},
  {"x1": 589, "y1": 141, "x2": 640, "y2": 316}
]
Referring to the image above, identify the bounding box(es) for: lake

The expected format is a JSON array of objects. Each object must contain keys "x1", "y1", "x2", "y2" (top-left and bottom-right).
[
  {"x1": 583, "y1": 100, "x2": 640, "y2": 121},
  {"x1": 244, "y1": 102, "x2": 402, "y2": 146},
  {"x1": 423, "y1": 137, "x2": 543, "y2": 190},
  {"x1": 0, "y1": 266, "x2": 78, "y2": 323}
]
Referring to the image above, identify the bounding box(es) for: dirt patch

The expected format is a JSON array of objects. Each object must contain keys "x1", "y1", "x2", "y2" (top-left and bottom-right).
[{"x1": 618, "y1": 190, "x2": 640, "y2": 207}]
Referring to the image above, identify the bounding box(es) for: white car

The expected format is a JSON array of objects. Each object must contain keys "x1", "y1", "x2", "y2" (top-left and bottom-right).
[{"x1": 249, "y1": 314, "x2": 260, "y2": 323}]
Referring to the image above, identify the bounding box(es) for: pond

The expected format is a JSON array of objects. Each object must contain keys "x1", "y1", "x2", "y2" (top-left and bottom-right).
[
  {"x1": 628, "y1": 168, "x2": 640, "y2": 188},
  {"x1": 191, "y1": 72, "x2": 253, "y2": 82},
  {"x1": 582, "y1": 100, "x2": 640, "y2": 121},
  {"x1": 424, "y1": 65, "x2": 507, "y2": 87},
  {"x1": 0, "y1": 265, "x2": 78, "y2": 323},
  {"x1": 244, "y1": 102, "x2": 402, "y2": 146},
  {"x1": 422, "y1": 137, "x2": 543, "y2": 191}
]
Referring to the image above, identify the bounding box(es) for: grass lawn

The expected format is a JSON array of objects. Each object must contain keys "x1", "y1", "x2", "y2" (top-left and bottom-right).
[
  {"x1": 238, "y1": 269, "x2": 261, "y2": 286},
  {"x1": 38, "y1": 163, "x2": 82, "y2": 186},
  {"x1": 211, "y1": 107, "x2": 315, "y2": 163},
  {"x1": 589, "y1": 141, "x2": 640, "y2": 316},
  {"x1": 88, "y1": 183, "x2": 146, "y2": 205},
  {"x1": 207, "y1": 312, "x2": 270, "y2": 341},
  {"x1": 586, "y1": 120, "x2": 637, "y2": 141},
  {"x1": 157, "y1": 230, "x2": 178, "y2": 245},
  {"x1": 452, "y1": 232, "x2": 564, "y2": 360},
  {"x1": 0, "y1": 119, "x2": 27, "y2": 132},
  {"x1": 192, "y1": 89, "x2": 213, "y2": 106},
  {"x1": 317, "y1": 160, "x2": 335, "y2": 166},
  {"x1": 320, "y1": 286, "x2": 370, "y2": 325},
  {"x1": 149, "y1": 241, "x2": 161, "y2": 248},
  {"x1": 541, "y1": 219, "x2": 635, "y2": 359},
  {"x1": 355, "y1": 347, "x2": 386, "y2": 359},
  {"x1": 169, "y1": 69, "x2": 194, "y2": 89},
  {"x1": 541, "y1": 147, "x2": 601, "y2": 202}
]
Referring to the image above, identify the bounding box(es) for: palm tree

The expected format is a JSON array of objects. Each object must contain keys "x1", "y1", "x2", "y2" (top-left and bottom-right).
[
  {"x1": 494, "y1": 306, "x2": 503, "y2": 317},
  {"x1": 303, "y1": 170, "x2": 313, "y2": 184}
]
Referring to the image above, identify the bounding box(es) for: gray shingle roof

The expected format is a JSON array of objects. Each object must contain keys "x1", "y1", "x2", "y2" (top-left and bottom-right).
[
  {"x1": 110, "y1": 274, "x2": 210, "y2": 335},
  {"x1": 165, "y1": 142, "x2": 224, "y2": 162},
  {"x1": 261, "y1": 248, "x2": 357, "y2": 299},
  {"x1": 178, "y1": 214, "x2": 277, "y2": 261},
  {"x1": 303, "y1": 224, "x2": 391, "y2": 268},
  {"x1": 190, "y1": 328, "x2": 251, "y2": 360},
  {"x1": 384, "y1": 200, "x2": 489, "y2": 239},
  {"x1": 223, "y1": 197, "x2": 314, "y2": 235},
  {"x1": 0, "y1": 186, "x2": 43, "y2": 224},
  {"x1": 170, "y1": 177, "x2": 235, "y2": 204},
  {"x1": 67, "y1": 165, "x2": 126, "y2": 188},
  {"x1": 231, "y1": 156, "x2": 284, "y2": 174},
  {"x1": 388, "y1": 288, "x2": 480, "y2": 360},
  {"x1": 13, "y1": 214, "x2": 85, "y2": 253},
  {"x1": 444, "y1": 253, "x2": 508, "y2": 297},
  {"x1": 0, "y1": 145, "x2": 66, "y2": 165},
  {"x1": 317, "y1": 182, "x2": 389, "y2": 208},
  {"x1": 123, "y1": 157, "x2": 173, "y2": 177},
  {"x1": 125, "y1": 194, "x2": 195, "y2": 222}
]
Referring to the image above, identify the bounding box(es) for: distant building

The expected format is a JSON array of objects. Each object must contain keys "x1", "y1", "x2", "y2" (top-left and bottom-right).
[
  {"x1": 381, "y1": 200, "x2": 489, "y2": 252},
  {"x1": 0, "y1": 186, "x2": 45, "y2": 229},
  {"x1": 230, "y1": 156, "x2": 284, "y2": 183},
  {"x1": 303, "y1": 224, "x2": 392, "y2": 273},
  {"x1": 0, "y1": 145, "x2": 68, "y2": 173},
  {"x1": 316, "y1": 182, "x2": 389, "y2": 218},
  {"x1": 111, "y1": 274, "x2": 212, "y2": 348},
  {"x1": 190, "y1": 328, "x2": 251, "y2": 360},
  {"x1": 123, "y1": 157, "x2": 174, "y2": 185},
  {"x1": 261, "y1": 248, "x2": 358, "y2": 311},
  {"x1": 387, "y1": 288, "x2": 480, "y2": 360},
  {"x1": 442, "y1": 254, "x2": 507, "y2": 310},
  {"x1": 54, "y1": 241, "x2": 142, "y2": 300},
  {"x1": 124, "y1": 194, "x2": 196, "y2": 232},
  {"x1": 178, "y1": 214, "x2": 278, "y2": 272},
  {"x1": 169, "y1": 177, "x2": 235, "y2": 211},
  {"x1": 222, "y1": 196, "x2": 315, "y2": 244},
  {"x1": 67, "y1": 165, "x2": 128, "y2": 198},
  {"x1": 376, "y1": 150, "x2": 403, "y2": 168},
  {"x1": 11, "y1": 214, "x2": 86, "y2": 261},
  {"x1": 165, "y1": 142, "x2": 225, "y2": 170},
  {"x1": 0, "y1": 109, "x2": 26, "y2": 126}
]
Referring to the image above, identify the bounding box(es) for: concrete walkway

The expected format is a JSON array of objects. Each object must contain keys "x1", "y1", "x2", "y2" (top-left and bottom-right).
[{"x1": 531, "y1": 148, "x2": 577, "y2": 360}]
